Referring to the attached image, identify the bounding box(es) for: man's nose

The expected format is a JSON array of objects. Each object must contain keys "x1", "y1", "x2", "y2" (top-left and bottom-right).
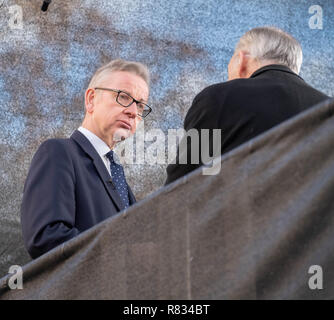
[{"x1": 124, "y1": 102, "x2": 137, "y2": 118}]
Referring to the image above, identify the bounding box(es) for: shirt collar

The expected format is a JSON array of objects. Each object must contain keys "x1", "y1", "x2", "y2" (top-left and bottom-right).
[
  {"x1": 250, "y1": 64, "x2": 304, "y2": 81},
  {"x1": 77, "y1": 127, "x2": 111, "y2": 158}
]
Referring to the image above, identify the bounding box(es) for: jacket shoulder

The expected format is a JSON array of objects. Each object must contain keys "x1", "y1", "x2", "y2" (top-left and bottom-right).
[
  {"x1": 194, "y1": 79, "x2": 250, "y2": 102},
  {"x1": 38, "y1": 137, "x2": 74, "y2": 151},
  {"x1": 32, "y1": 137, "x2": 77, "y2": 162}
]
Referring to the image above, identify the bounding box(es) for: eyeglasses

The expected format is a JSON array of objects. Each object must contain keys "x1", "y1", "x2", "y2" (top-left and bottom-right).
[{"x1": 94, "y1": 87, "x2": 152, "y2": 118}]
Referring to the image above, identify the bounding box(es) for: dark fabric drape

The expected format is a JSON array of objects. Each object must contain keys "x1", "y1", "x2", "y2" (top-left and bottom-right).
[{"x1": 1, "y1": 98, "x2": 334, "y2": 300}]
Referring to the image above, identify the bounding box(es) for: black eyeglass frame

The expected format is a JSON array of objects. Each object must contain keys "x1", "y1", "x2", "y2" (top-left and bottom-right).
[{"x1": 94, "y1": 87, "x2": 152, "y2": 118}]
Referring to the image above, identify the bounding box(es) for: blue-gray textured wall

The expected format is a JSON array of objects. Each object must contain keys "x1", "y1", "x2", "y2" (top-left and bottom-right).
[{"x1": 0, "y1": 0, "x2": 333, "y2": 276}]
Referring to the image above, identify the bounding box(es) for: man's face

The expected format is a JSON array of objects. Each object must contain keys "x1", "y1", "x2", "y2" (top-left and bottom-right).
[
  {"x1": 227, "y1": 50, "x2": 240, "y2": 81},
  {"x1": 87, "y1": 71, "x2": 149, "y2": 147}
]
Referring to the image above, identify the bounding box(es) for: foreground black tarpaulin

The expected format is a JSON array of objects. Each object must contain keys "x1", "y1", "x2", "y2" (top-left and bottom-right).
[{"x1": 0, "y1": 98, "x2": 334, "y2": 300}]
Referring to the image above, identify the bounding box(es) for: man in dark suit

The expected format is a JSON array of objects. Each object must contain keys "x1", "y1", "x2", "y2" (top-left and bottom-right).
[
  {"x1": 21, "y1": 59, "x2": 152, "y2": 258},
  {"x1": 166, "y1": 27, "x2": 330, "y2": 184}
]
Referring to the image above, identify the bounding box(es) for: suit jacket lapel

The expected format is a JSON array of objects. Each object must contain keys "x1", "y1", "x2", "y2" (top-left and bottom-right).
[{"x1": 71, "y1": 130, "x2": 126, "y2": 212}]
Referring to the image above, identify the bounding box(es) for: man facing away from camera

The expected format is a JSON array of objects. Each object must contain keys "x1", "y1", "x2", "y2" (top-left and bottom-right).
[
  {"x1": 165, "y1": 26, "x2": 330, "y2": 184},
  {"x1": 21, "y1": 59, "x2": 152, "y2": 259}
]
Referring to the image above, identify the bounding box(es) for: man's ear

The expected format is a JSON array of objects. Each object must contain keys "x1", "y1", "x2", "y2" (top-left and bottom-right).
[
  {"x1": 85, "y1": 88, "x2": 95, "y2": 113},
  {"x1": 238, "y1": 50, "x2": 250, "y2": 78}
]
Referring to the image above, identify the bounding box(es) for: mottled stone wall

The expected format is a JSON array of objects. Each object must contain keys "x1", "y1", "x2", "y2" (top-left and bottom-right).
[{"x1": 0, "y1": 0, "x2": 333, "y2": 277}]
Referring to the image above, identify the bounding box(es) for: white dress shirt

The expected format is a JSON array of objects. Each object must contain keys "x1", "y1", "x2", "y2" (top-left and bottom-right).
[{"x1": 77, "y1": 126, "x2": 112, "y2": 176}]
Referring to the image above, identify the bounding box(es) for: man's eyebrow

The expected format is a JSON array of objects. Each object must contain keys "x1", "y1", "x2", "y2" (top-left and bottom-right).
[
  {"x1": 121, "y1": 89, "x2": 147, "y2": 103},
  {"x1": 120, "y1": 89, "x2": 132, "y2": 96}
]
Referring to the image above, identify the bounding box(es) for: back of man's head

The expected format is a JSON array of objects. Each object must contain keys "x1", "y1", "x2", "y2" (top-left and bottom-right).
[{"x1": 236, "y1": 26, "x2": 303, "y2": 74}]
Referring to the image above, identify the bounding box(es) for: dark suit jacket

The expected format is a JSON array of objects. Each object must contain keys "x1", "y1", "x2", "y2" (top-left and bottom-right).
[
  {"x1": 21, "y1": 130, "x2": 136, "y2": 259},
  {"x1": 166, "y1": 64, "x2": 330, "y2": 184}
]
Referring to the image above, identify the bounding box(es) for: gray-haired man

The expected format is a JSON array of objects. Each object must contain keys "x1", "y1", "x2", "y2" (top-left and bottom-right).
[
  {"x1": 21, "y1": 59, "x2": 151, "y2": 258},
  {"x1": 166, "y1": 26, "x2": 330, "y2": 184}
]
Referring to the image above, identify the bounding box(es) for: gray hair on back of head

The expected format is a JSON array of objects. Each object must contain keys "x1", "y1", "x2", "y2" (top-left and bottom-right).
[
  {"x1": 88, "y1": 59, "x2": 150, "y2": 89},
  {"x1": 236, "y1": 26, "x2": 303, "y2": 74}
]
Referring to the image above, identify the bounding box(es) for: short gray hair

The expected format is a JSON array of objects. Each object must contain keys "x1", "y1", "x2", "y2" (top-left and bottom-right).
[
  {"x1": 236, "y1": 26, "x2": 303, "y2": 74},
  {"x1": 88, "y1": 59, "x2": 150, "y2": 89}
]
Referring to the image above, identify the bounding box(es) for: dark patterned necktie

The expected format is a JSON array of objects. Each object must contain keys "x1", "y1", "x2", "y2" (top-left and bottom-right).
[{"x1": 105, "y1": 150, "x2": 130, "y2": 208}]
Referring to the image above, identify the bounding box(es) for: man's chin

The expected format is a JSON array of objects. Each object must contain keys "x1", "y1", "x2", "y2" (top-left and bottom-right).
[{"x1": 113, "y1": 128, "x2": 131, "y2": 142}]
